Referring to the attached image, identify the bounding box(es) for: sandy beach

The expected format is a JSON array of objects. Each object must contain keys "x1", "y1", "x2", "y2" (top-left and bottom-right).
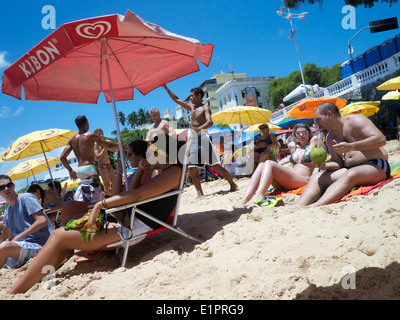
[{"x1": 1, "y1": 140, "x2": 400, "y2": 300}]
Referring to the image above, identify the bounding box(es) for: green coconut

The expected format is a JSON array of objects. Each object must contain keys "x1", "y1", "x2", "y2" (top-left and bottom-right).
[{"x1": 310, "y1": 147, "x2": 327, "y2": 164}]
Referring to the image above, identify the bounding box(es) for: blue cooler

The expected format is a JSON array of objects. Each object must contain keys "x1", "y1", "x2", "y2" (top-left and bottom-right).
[
  {"x1": 352, "y1": 54, "x2": 366, "y2": 73},
  {"x1": 379, "y1": 38, "x2": 397, "y2": 60},
  {"x1": 364, "y1": 46, "x2": 381, "y2": 67},
  {"x1": 340, "y1": 60, "x2": 354, "y2": 79}
]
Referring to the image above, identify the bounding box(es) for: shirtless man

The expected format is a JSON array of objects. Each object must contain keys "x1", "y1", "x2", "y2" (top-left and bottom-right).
[
  {"x1": 145, "y1": 108, "x2": 176, "y2": 142},
  {"x1": 293, "y1": 102, "x2": 389, "y2": 207},
  {"x1": 94, "y1": 128, "x2": 119, "y2": 196},
  {"x1": 60, "y1": 116, "x2": 123, "y2": 202},
  {"x1": 163, "y1": 84, "x2": 238, "y2": 197}
]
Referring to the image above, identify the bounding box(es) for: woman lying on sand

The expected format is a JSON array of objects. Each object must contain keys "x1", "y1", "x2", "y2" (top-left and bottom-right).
[
  {"x1": 9, "y1": 136, "x2": 185, "y2": 294},
  {"x1": 233, "y1": 123, "x2": 325, "y2": 208}
]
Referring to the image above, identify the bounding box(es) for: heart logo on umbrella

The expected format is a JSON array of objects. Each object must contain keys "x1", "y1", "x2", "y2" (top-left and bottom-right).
[{"x1": 76, "y1": 21, "x2": 112, "y2": 39}]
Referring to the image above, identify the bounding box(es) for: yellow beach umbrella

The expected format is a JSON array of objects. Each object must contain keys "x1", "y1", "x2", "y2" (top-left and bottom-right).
[
  {"x1": 244, "y1": 123, "x2": 282, "y2": 133},
  {"x1": 377, "y1": 76, "x2": 400, "y2": 91},
  {"x1": 382, "y1": 90, "x2": 400, "y2": 100},
  {"x1": 0, "y1": 128, "x2": 77, "y2": 188},
  {"x1": 211, "y1": 106, "x2": 272, "y2": 126},
  {"x1": 62, "y1": 176, "x2": 104, "y2": 190},
  {"x1": 340, "y1": 101, "x2": 380, "y2": 117},
  {"x1": 6, "y1": 157, "x2": 60, "y2": 181},
  {"x1": 62, "y1": 177, "x2": 81, "y2": 190},
  {"x1": 0, "y1": 128, "x2": 77, "y2": 161}
]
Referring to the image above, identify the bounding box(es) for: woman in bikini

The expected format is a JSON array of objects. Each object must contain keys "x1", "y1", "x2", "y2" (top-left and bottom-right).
[
  {"x1": 234, "y1": 123, "x2": 325, "y2": 208},
  {"x1": 254, "y1": 123, "x2": 279, "y2": 164},
  {"x1": 8, "y1": 136, "x2": 186, "y2": 294}
]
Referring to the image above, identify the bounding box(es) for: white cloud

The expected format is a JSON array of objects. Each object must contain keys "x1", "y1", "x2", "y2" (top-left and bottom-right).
[
  {"x1": 0, "y1": 106, "x2": 11, "y2": 118},
  {"x1": 0, "y1": 105, "x2": 24, "y2": 118},
  {"x1": 0, "y1": 51, "x2": 11, "y2": 69},
  {"x1": 12, "y1": 106, "x2": 24, "y2": 116}
]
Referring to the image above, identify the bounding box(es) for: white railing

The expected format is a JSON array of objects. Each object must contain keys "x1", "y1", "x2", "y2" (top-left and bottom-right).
[{"x1": 270, "y1": 51, "x2": 400, "y2": 124}]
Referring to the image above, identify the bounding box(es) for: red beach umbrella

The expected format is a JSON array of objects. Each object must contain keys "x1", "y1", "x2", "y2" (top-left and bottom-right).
[{"x1": 1, "y1": 10, "x2": 214, "y2": 187}]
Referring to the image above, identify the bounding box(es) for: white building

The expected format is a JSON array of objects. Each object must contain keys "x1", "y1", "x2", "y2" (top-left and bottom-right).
[
  {"x1": 163, "y1": 108, "x2": 173, "y2": 120},
  {"x1": 212, "y1": 76, "x2": 275, "y2": 130},
  {"x1": 45, "y1": 155, "x2": 78, "y2": 180}
]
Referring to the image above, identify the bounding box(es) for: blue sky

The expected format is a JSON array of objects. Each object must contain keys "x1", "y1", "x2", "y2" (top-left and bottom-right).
[{"x1": 1, "y1": 0, "x2": 400, "y2": 191}]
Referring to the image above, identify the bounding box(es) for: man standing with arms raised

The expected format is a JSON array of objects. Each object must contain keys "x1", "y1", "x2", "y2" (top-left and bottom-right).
[
  {"x1": 163, "y1": 84, "x2": 237, "y2": 197},
  {"x1": 60, "y1": 115, "x2": 124, "y2": 202}
]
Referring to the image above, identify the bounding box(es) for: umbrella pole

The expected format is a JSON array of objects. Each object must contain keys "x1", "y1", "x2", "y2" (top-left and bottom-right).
[
  {"x1": 104, "y1": 56, "x2": 129, "y2": 192},
  {"x1": 39, "y1": 141, "x2": 56, "y2": 190}
]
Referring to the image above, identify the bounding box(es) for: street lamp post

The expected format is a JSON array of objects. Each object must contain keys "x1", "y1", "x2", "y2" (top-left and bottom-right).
[{"x1": 277, "y1": 6, "x2": 308, "y2": 98}]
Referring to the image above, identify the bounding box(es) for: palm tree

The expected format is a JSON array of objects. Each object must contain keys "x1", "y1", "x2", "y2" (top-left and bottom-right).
[
  {"x1": 137, "y1": 108, "x2": 147, "y2": 126},
  {"x1": 127, "y1": 111, "x2": 138, "y2": 129},
  {"x1": 118, "y1": 111, "x2": 126, "y2": 127}
]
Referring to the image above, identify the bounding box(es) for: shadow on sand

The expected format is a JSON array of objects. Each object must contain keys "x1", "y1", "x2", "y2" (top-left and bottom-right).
[
  {"x1": 294, "y1": 261, "x2": 400, "y2": 300},
  {"x1": 60, "y1": 206, "x2": 253, "y2": 274}
]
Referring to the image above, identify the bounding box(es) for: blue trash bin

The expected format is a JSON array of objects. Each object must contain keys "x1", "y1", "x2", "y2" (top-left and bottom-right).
[
  {"x1": 364, "y1": 46, "x2": 382, "y2": 67},
  {"x1": 340, "y1": 60, "x2": 354, "y2": 79},
  {"x1": 352, "y1": 54, "x2": 366, "y2": 73},
  {"x1": 379, "y1": 38, "x2": 397, "y2": 60}
]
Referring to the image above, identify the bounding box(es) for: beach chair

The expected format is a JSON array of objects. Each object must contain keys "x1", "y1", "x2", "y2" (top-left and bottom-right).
[{"x1": 103, "y1": 132, "x2": 201, "y2": 267}]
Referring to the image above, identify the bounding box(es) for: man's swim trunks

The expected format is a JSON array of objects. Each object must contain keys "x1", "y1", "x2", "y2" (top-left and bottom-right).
[
  {"x1": 346, "y1": 158, "x2": 391, "y2": 179},
  {"x1": 189, "y1": 133, "x2": 221, "y2": 168},
  {"x1": 75, "y1": 166, "x2": 102, "y2": 202},
  {"x1": 76, "y1": 164, "x2": 98, "y2": 179},
  {"x1": 75, "y1": 177, "x2": 102, "y2": 202}
]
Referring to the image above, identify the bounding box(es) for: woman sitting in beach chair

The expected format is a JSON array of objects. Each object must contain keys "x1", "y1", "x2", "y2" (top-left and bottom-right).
[
  {"x1": 58, "y1": 140, "x2": 153, "y2": 225},
  {"x1": 233, "y1": 123, "x2": 325, "y2": 208},
  {"x1": 8, "y1": 136, "x2": 186, "y2": 294}
]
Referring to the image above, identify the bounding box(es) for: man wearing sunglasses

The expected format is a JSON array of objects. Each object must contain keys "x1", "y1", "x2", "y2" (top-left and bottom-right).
[{"x1": 0, "y1": 175, "x2": 53, "y2": 269}]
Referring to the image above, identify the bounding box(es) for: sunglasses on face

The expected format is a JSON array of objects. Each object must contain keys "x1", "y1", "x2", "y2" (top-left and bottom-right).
[
  {"x1": 295, "y1": 130, "x2": 309, "y2": 136},
  {"x1": 259, "y1": 126, "x2": 268, "y2": 130},
  {"x1": 0, "y1": 182, "x2": 13, "y2": 191}
]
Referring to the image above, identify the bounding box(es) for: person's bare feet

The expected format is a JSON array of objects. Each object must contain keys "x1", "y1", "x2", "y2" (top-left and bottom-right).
[{"x1": 233, "y1": 202, "x2": 247, "y2": 209}]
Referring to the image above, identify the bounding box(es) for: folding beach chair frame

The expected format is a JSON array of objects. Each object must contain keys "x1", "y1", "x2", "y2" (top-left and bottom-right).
[{"x1": 104, "y1": 131, "x2": 201, "y2": 267}]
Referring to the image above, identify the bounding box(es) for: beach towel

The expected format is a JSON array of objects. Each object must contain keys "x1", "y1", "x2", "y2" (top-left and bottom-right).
[{"x1": 64, "y1": 210, "x2": 103, "y2": 242}]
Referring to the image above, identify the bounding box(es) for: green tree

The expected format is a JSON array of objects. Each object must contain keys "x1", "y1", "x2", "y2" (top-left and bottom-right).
[
  {"x1": 283, "y1": 0, "x2": 398, "y2": 8},
  {"x1": 127, "y1": 111, "x2": 138, "y2": 129},
  {"x1": 117, "y1": 111, "x2": 126, "y2": 127},
  {"x1": 137, "y1": 108, "x2": 147, "y2": 126},
  {"x1": 267, "y1": 62, "x2": 342, "y2": 109}
]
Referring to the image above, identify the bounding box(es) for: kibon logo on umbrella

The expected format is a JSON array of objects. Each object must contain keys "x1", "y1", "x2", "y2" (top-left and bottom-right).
[{"x1": 1, "y1": 10, "x2": 214, "y2": 189}]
